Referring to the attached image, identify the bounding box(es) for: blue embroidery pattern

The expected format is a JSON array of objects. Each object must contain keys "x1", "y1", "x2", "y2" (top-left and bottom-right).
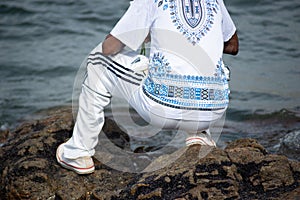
[
  {"x1": 143, "y1": 54, "x2": 229, "y2": 110},
  {"x1": 182, "y1": 0, "x2": 202, "y2": 28},
  {"x1": 155, "y1": 0, "x2": 169, "y2": 10},
  {"x1": 214, "y1": 59, "x2": 223, "y2": 77},
  {"x1": 169, "y1": 0, "x2": 219, "y2": 45},
  {"x1": 149, "y1": 52, "x2": 171, "y2": 77}
]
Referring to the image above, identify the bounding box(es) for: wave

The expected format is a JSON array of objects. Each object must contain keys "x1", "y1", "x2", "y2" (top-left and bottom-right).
[
  {"x1": 0, "y1": 4, "x2": 34, "y2": 15},
  {"x1": 227, "y1": 107, "x2": 300, "y2": 123},
  {"x1": 0, "y1": 63, "x2": 75, "y2": 78},
  {"x1": 230, "y1": 90, "x2": 289, "y2": 102}
]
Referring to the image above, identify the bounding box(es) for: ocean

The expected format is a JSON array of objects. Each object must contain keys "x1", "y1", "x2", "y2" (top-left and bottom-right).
[{"x1": 0, "y1": 0, "x2": 299, "y2": 159}]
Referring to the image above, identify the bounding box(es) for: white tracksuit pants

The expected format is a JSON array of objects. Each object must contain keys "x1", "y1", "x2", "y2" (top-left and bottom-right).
[{"x1": 63, "y1": 44, "x2": 221, "y2": 159}]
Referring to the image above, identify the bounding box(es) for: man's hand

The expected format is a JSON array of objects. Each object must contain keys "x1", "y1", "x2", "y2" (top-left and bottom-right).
[{"x1": 223, "y1": 31, "x2": 239, "y2": 55}]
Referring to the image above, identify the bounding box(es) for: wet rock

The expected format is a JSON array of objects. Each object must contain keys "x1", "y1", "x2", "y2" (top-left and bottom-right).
[
  {"x1": 118, "y1": 144, "x2": 299, "y2": 200},
  {"x1": 0, "y1": 106, "x2": 299, "y2": 199},
  {"x1": 279, "y1": 130, "x2": 300, "y2": 160},
  {"x1": 0, "y1": 128, "x2": 9, "y2": 144}
]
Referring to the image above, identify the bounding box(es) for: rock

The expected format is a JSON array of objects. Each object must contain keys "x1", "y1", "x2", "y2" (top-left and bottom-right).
[
  {"x1": 0, "y1": 106, "x2": 299, "y2": 199},
  {"x1": 279, "y1": 130, "x2": 300, "y2": 160},
  {"x1": 118, "y1": 144, "x2": 299, "y2": 200},
  {"x1": 0, "y1": 128, "x2": 9, "y2": 144}
]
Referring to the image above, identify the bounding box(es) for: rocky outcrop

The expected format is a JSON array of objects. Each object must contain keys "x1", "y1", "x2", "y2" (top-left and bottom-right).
[
  {"x1": 0, "y1": 106, "x2": 299, "y2": 199},
  {"x1": 279, "y1": 130, "x2": 300, "y2": 160}
]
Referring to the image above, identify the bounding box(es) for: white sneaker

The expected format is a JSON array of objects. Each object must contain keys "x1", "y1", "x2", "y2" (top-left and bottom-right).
[
  {"x1": 56, "y1": 143, "x2": 95, "y2": 174},
  {"x1": 186, "y1": 131, "x2": 216, "y2": 147}
]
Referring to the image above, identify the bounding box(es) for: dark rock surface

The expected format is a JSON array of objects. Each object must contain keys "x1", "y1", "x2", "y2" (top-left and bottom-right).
[
  {"x1": 0, "y1": 106, "x2": 299, "y2": 199},
  {"x1": 279, "y1": 130, "x2": 300, "y2": 160}
]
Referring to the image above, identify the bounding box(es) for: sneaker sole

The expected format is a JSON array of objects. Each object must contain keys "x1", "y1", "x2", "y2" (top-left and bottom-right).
[
  {"x1": 186, "y1": 137, "x2": 216, "y2": 147},
  {"x1": 56, "y1": 144, "x2": 95, "y2": 175}
]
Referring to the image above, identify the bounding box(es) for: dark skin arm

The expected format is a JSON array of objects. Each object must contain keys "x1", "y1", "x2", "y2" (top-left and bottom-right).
[
  {"x1": 102, "y1": 34, "x2": 125, "y2": 56},
  {"x1": 102, "y1": 33, "x2": 151, "y2": 56},
  {"x1": 223, "y1": 31, "x2": 239, "y2": 55}
]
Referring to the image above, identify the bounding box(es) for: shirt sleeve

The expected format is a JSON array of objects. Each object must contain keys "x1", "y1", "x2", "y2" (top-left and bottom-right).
[
  {"x1": 219, "y1": 0, "x2": 236, "y2": 42},
  {"x1": 110, "y1": 0, "x2": 154, "y2": 51}
]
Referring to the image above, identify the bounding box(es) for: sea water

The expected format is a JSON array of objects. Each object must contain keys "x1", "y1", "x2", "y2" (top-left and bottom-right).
[{"x1": 0, "y1": 0, "x2": 299, "y2": 158}]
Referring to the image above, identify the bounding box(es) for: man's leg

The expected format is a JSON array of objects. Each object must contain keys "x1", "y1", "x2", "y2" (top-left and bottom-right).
[
  {"x1": 56, "y1": 57, "x2": 112, "y2": 173},
  {"x1": 56, "y1": 46, "x2": 145, "y2": 174}
]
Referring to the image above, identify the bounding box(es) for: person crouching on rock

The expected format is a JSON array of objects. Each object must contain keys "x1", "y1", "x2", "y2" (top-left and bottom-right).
[{"x1": 56, "y1": 0, "x2": 239, "y2": 174}]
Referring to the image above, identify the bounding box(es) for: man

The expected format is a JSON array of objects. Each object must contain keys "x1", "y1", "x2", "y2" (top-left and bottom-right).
[{"x1": 56, "y1": 0, "x2": 238, "y2": 174}]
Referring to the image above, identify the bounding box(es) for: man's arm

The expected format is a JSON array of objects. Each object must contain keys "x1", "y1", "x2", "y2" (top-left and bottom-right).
[
  {"x1": 223, "y1": 31, "x2": 239, "y2": 55},
  {"x1": 102, "y1": 33, "x2": 151, "y2": 56},
  {"x1": 102, "y1": 34, "x2": 125, "y2": 56}
]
